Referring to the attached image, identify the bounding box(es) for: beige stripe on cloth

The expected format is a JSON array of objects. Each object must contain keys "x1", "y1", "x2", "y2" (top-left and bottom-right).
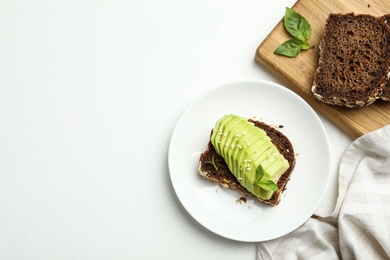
[{"x1": 258, "y1": 124, "x2": 390, "y2": 260}]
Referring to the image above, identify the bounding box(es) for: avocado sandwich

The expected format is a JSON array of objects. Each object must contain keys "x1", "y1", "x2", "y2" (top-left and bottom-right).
[{"x1": 198, "y1": 114, "x2": 296, "y2": 206}]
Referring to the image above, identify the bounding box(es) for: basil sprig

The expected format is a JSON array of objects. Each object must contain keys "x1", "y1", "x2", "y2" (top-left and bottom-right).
[
  {"x1": 254, "y1": 165, "x2": 279, "y2": 191},
  {"x1": 274, "y1": 7, "x2": 313, "y2": 57}
]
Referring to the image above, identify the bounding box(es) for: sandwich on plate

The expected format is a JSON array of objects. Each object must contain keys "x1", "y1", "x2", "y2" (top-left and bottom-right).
[{"x1": 198, "y1": 114, "x2": 296, "y2": 206}]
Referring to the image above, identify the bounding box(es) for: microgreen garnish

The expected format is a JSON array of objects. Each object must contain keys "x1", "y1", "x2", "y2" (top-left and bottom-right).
[
  {"x1": 274, "y1": 7, "x2": 314, "y2": 57},
  {"x1": 204, "y1": 155, "x2": 218, "y2": 171},
  {"x1": 254, "y1": 165, "x2": 279, "y2": 191}
]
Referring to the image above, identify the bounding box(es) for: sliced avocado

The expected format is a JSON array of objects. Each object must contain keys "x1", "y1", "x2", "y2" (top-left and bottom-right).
[{"x1": 210, "y1": 114, "x2": 289, "y2": 200}]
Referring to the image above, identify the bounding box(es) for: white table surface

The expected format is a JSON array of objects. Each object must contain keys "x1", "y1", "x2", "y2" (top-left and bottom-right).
[{"x1": 0, "y1": 0, "x2": 353, "y2": 259}]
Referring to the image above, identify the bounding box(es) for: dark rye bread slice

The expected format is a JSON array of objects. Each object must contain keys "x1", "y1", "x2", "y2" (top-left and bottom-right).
[
  {"x1": 312, "y1": 13, "x2": 390, "y2": 107},
  {"x1": 381, "y1": 14, "x2": 390, "y2": 101},
  {"x1": 198, "y1": 119, "x2": 296, "y2": 206}
]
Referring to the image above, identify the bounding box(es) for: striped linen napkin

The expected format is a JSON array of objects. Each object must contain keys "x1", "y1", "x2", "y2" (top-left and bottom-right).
[{"x1": 257, "y1": 124, "x2": 390, "y2": 260}]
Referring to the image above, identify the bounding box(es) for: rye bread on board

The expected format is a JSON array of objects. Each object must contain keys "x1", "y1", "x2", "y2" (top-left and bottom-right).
[
  {"x1": 198, "y1": 119, "x2": 296, "y2": 206},
  {"x1": 312, "y1": 13, "x2": 390, "y2": 107}
]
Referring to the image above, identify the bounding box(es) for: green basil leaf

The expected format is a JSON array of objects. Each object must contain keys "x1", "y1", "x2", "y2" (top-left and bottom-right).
[
  {"x1": 301, "y1": 41, "x2": 314, "y2": 50},
  {"x1": 256, "y1": 164, "x2": 264, "y2": 181},
  {"x1": 255, "y1": 180, "x2": 279, "y2": 191},
  {"x1": 284, "y1": 7, "x2": 311, "y2": 42},
  {"x1": 274, "y1": 38, "x2": 303, "y2": 57}
]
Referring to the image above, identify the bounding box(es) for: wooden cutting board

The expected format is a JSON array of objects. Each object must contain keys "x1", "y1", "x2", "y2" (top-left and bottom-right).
[{"x1": 255, "y1": 0, "x2": 390, "y2": 139}]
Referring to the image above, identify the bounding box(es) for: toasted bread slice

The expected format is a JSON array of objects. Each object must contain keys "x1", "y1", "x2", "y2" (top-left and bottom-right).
[
  {"x1": 312, "y1": 13, "x2": 390, "y2": 107},
  {"x1": 198, "y1": 119, "x2": 296, "y2": 206}
]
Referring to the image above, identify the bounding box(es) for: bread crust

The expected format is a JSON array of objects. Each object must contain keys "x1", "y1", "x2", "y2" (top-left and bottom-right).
[
  {"x1": 381, "y1": 14, "x2": 390, "y2": 101},
  {"x1": 198, "y1": 120, "x2": 296, "y2": 206},
  {"x1": 312, "y1": 13, "x2": 390, "y2": 107}
]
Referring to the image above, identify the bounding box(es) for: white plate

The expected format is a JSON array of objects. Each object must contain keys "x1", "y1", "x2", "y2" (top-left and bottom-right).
[{"x1": 168, "y1": 80, "x2": 330, "y2": 242}]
